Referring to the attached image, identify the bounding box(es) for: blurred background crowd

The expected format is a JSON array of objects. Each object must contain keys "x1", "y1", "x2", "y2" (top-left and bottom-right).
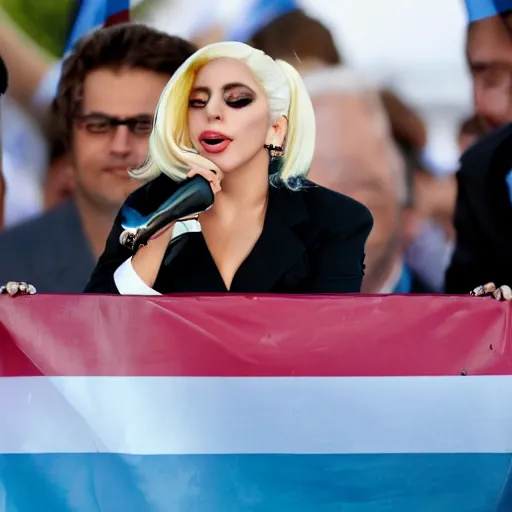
[{"x1": 0, "y1": 0, "x2": 509, "y2": 295}]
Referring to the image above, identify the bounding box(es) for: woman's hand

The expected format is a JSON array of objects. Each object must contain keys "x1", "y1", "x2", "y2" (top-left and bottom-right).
[
  {"x1": 130, "y1": 167, "x2": 223, "y2": 288},
  {"x1": 470, "y1": 282, "x2": 512, "y2": 300},
  {"x1": 186, "y1": 167, "x2": 223, "y2": 195}
]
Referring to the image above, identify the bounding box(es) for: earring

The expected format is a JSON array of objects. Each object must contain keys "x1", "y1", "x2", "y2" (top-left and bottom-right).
[{"x1": 264, "y1": 144, "x2": 284, "y2": 159}]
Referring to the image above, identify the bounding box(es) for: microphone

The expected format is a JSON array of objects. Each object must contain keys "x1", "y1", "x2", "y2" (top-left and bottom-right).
[
  {"x1": 0, "y1": 55, "x2": 7, "y2": 96},
  {"x1": 119, "y1": 174, "x2": 215, "y2": 251}
]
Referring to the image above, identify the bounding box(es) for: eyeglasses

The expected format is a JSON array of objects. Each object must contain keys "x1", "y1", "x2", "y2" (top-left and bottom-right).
[{"x1": 74, "y1": 113, "x2": 153, "y2": 135}]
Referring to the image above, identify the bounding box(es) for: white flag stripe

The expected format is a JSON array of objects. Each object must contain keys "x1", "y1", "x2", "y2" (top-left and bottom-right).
[{"x1": 1, "y1": 376, "x2": 511, "y2": 455}]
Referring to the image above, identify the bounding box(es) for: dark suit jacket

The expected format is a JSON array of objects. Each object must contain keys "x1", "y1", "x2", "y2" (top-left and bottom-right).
[
  {"x1": 445, "y1": 123, "x2": 512, "y2": 293},
  {"x1": 0, "y1": 200, "x2": 96, "y2": 293},
  {"x1": 84, "y1": 175, "x2": 374, "y2": 294}
]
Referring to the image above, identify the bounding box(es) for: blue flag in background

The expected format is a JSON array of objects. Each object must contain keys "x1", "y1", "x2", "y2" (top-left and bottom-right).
[
  {"x1": 65, "y1": 0, "x2": 130, "y2": 53},
  {"x1": 36, "y1": 0, "x2": 131, "y2": 105},
  {"x1": 465, "y1": 0, "x2": 512, "y2": 22}
]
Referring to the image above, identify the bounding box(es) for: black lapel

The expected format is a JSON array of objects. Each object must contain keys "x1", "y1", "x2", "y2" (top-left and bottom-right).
[
  {"x1": 231, "y1": 182, "x2": 310, "y2": 293},
  {"x1": 156, "y1": 233, "x2": 228, "y2": 293}
]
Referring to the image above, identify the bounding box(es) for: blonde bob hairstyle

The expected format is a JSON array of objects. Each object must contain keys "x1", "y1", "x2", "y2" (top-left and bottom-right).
[{"x1": 129, "y1": 41, "x2": 316, "y2": 189}]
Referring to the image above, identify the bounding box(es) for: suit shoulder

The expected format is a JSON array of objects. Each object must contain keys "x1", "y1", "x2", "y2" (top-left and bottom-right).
[
  {"x1": 301, "y1": 181, "x2": 372, "y2": 218},
  {"x1": 298, "y1": 181, "x2": 373, "y2": 233},
  {"x1": 460, "y1": 123, "x2": 512, "y2": 179},
  {"x1": 0, "y1": 208, "x2": 70, "y2": 277},
  {"x1": 0, "y1": 205, "x2": 69, "y2": 246}
]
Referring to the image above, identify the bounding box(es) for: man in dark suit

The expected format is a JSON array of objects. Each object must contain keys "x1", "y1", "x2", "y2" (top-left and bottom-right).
[
  {"x1": 445, "y1": 5, "x2": 512, "y2": 293},
  {"x1": 445, "y1": 123, "x2": 512, "y2": 293},
  {"x1": 0, "y1": 24, "x2": 196, "y2": 294}
]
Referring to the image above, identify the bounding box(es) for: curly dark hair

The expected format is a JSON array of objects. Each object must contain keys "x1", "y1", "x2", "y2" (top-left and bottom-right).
[{"x1": 52, "y1": 22, "x2": 196, "y2": 148}]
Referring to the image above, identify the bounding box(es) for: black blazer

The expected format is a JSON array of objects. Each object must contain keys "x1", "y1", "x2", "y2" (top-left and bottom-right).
[
  {"x1": 84, "y1": 175, "x2": 373, "y2": 294},
  {"x1": 445, "y1": 123, "x2": 512, "y2": 293}
]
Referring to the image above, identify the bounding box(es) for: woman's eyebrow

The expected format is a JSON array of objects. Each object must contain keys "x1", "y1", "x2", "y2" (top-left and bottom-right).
[
  {"x1": 191, "y1": 83, "x2": 255, "y2": 94},
  {"x1": 190, "y1": 86, "x2": 210, "y2": 94},
  {"x1": 223, "y1": 82, "x2": 255, "y2": 94}
]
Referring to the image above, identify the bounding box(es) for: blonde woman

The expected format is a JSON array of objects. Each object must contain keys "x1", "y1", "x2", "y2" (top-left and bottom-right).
[{"x1": 83, "y1": 42, "x2": 373, "y2": 295}]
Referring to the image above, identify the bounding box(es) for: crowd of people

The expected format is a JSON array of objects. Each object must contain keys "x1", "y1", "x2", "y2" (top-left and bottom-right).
[{"x1": 0, "y1": 4, "x2": 511, "y2": 299}]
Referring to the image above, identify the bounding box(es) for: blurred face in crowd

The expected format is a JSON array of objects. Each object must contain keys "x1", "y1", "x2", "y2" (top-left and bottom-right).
[
  {"x1": 71, "y1": 67, "x2": 170, "y2": 213},
  {"x1": 308, "y1": 93, "x2": 411, "y2": 292},
  {"x1": 467, "y1": 16, "x2": 512, "y2": 129},
  {"x1": 187, "y1": 58, "x2": 285, "y2": 175}
]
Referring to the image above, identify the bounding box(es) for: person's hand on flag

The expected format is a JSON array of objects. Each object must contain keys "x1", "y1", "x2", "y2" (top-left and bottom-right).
[
  {"x1": 470, "y1": 281, "x2": 512, "y2": 300},
  {"x1": 0, "y1": 281, "x2": 37, "y2": 296}
]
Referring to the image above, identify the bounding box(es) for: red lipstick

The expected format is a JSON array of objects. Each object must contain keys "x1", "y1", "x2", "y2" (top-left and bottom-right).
[{"x1": 199, "y1": 131, "x2": 232, "y2": 154}]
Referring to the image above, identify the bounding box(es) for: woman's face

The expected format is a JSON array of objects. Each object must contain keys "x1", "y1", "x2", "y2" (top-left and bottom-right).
[{"x1": 187, "y1": 58, "x2": 274, "y2": 174}]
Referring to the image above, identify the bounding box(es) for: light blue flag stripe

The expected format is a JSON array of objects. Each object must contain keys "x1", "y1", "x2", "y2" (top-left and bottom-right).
[{"x1": 2, "y1": 453, "x2": 512, "y2": 511}]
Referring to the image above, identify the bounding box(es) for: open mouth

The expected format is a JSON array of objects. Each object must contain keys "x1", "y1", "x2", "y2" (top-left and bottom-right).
[
  {"x1": 203, "y1": 138, "x2": 225, "y2": 145},
  {"x1": 200, "y1": 137, "x2": 232, "y2": 154}
]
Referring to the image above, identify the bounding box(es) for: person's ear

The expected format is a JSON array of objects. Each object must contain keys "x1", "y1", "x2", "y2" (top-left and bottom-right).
[{"x1": 265, "y1": 115, "x2": 288, "y2": 148}]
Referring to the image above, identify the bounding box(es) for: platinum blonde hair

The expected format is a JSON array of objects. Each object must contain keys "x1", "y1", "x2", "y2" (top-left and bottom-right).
[
  {"x1": 303, "y1": 66, "x2": 407, "y2": 205},
  {"x1": 129, "y1": 41, "x2": 316, "y2": 188}
]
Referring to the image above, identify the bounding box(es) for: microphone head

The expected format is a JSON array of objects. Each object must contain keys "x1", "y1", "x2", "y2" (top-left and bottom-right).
[{"x1": 0, "y1": 55, "x2": 8, "y2": 95}]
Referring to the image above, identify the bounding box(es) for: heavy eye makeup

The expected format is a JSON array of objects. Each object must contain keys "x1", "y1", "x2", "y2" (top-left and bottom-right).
[
  {"x1": 224, "y1": 84, "x2": 255, "y2": 108},
  {"x1": 225, "y1": 91, "x2": 254, "y2": 109},
  {"x1": 188, "y1": 83, "x2": 255, "y2": 109}
]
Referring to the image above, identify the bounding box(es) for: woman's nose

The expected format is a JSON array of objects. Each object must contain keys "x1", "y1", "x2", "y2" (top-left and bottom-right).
[{"x1": 205, "y1": 99, "x2": 223, "y2": 122}]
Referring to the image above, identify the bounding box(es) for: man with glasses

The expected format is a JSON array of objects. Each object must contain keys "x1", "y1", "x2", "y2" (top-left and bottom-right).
[{"x1": 0, "y1": 23, "x2": 196, "y2": 293}]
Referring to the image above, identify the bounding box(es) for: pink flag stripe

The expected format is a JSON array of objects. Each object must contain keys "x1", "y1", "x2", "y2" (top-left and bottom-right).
[{"x1": 0, "y1": 294, "x2": 510, "y2": 378}]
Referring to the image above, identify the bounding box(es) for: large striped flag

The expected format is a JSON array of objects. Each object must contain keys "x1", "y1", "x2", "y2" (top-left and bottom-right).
[{"x1": 1, "y1": 293, "x2": 512, "y2": 510}]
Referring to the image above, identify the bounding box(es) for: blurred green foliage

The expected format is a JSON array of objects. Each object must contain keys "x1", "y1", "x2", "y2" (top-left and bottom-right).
[
  {"x1": 0, "y1": 0, "x2": 75, "y2": 56},
  {"x1": 0, "y1": 0, "x2": 155, "y2": 58}
]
